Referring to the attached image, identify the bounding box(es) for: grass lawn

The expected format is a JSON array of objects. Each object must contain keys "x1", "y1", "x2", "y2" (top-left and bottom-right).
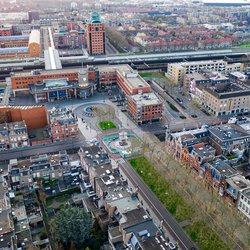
[
  {"x1": 98, "y1": 121, "x2": 116, "y2": 130},
  {"x1": 179, "y1": 115, "x2": 186, "y2": 119},
  {"x1": 168, "y1": 102, "x2": 179, "y2": 112},
  {"x1": 238, "y1": 42, "x2": 250, "y2": 48},
  {"x1": 139, "y1": 73, "x2": 153, "y2": 78},
  {"x1": 129, "y1": 156, "x2": 230, "y2": 250}
]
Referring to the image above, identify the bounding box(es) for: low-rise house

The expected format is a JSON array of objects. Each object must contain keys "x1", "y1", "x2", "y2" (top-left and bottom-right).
[
  {"x1": 226, "y1": 175, "x2": 250, "y2": 202},
  {"x1": 208, "y1": 124, "x2": 250, "y2": 154},
  {"x1": 0, "y1": 121, "x2": 29, "y2": 150},
  {"x1": 201, "y1": 156, "x2": 238, "y2": 195}
]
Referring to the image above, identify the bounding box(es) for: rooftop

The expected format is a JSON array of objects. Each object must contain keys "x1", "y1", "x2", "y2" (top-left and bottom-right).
[
  {"x1": 0, "y1": 47, "x2": 28, "y2": 55},
  {"x1": 227, "y1": 175, "x2": 250, "y2": 190},
  {"x1": 130, "y1": 92, "x2": 162, "y2": 106},
  {"x1": 242, "y1": 187, "x2": 250, "y2": 199},
  {"x1": 192, "y1": 145, "x2": 215, "y2": 158},
  {"x1": 204, "y1": 83, "x2": 250, "y2": 99},
  {"x1": 208, "y1": 124, "x2": 250, "y2": 141},
  {"x1": 28, "y1": 30, "x2": 40, "y2": 45},
  {"x1": 11, "y1": 68, "x2": 78, "y2": 77}
]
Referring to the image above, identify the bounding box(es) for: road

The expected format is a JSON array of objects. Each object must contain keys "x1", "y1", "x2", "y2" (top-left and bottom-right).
[{"x1": 118, "y1": 159, "x2": 197, "y2": 250}]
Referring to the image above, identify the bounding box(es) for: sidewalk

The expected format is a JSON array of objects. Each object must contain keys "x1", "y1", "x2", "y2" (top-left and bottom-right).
[{"x1": 77, "y1": 118, "x2": 97, "y2": 141}]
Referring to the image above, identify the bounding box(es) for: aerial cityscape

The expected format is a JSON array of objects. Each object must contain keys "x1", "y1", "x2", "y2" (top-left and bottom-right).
[{"x1": 0, "y1": 0, "x2": 250, "y2": 249}]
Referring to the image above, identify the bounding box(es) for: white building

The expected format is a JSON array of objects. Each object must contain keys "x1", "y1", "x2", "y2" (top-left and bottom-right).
[{"x1": 237, "y1": 187, "x2": 250, "y2": 224}]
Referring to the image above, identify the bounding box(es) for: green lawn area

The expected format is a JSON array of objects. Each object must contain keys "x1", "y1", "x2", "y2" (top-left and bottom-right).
[
  {"x1": 129, "y1": 156, "x2": 230, "y2": 250},
  {"x1": 98, "y1": 121, "x2": 116, "y2": 130},
  {"x1": 168, "y1": 102, "x2": 179, "y2": 112},
  {"x1": 238, "y1": 42, "x2": 250, "y2": 48},
  {"x1": 139, "y1": 73, "x2": 153, "y2": 78},
  {"x1": 225, "y1": 154, "x2": 238, "y2": 160}
]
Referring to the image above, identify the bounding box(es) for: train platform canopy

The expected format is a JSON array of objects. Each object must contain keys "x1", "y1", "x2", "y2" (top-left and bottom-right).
[
  {"x1": 0, "y1": 47, "x2": 28, "y2": 54},
  {"x1": 0, "y1": 35, "x2": 29, "y2": 41},
  {"x1": 44, "y1": 47, "x2": 62, "y2": 70}
]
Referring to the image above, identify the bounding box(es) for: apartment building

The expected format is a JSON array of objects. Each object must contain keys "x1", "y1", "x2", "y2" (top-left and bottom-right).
[
  {"x1": 53, "y1": 28, "x2": 84, "y2": 49},
  {"x1": 86, "y1": 12, "x2": 106, "y2": 55},
  {"x1": 202, "y1": 83, "x2": 250, "y2": 116},
  {"x1": 166, "y1": 60, "x2": 243, "y2": 85},
  {"x1": 0, "y1": 24, "x2": 13, "y2": 36},
  {"x1": 237, "y1": 187, "x2": 250, "y2": 224},
  {"x1": 0, "y1": 121, "x2": 29, "y2": 150},
  {"x1": 49, "y1": 106, "x2": 78, "y2": 142}
]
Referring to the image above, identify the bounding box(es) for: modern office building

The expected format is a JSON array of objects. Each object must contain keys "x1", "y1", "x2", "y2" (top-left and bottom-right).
[
  {"x1": 86, "y1": 12, "x2": 106, "y2": 55},
  {"x1": 127, "y1": 92, "x2": 163, "y2": 125}
]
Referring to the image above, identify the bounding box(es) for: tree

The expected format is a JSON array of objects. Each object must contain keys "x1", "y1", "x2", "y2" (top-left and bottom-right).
[{"x1": 53, "y1": 206, "x2": 92, "y2": 248}]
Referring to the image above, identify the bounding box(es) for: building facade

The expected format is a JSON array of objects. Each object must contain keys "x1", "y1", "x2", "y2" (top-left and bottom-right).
[
  {"x1": 166, "y1": 60, "x2": 244, "y2": 85},
  {"x1": 86, "y1": 12, "x2": 106, "y2": 55},
  {"x1": 49, "y1": 106, "x2": 78, "y2": 142}
]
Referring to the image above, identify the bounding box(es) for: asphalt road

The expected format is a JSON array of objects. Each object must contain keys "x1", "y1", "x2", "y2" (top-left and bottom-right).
[{"x1": 118, "y1": 159, "x2": 197, "y2": 250}]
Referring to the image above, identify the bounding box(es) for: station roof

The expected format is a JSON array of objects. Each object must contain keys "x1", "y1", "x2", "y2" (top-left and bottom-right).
[
  {"x1": 0, "y1": 35, "x2": 29, "y2": 41},
  {"x1": 0, "y1": 47, "x2": 28, "y2": 54},
  {"x1": 44, "y1": 47, "x2": 62, "y2": 70},
  {"x1": 28, "y1": 30, "x2": 40, "y2": 45}
]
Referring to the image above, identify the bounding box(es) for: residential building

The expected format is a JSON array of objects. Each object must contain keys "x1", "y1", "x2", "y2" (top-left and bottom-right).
[
  {"x1": 226, "y1": 175, "x2": 250, "y2": 202},
  {"x1": 0, "y1": 24, "x2": 13, "y2": 36},
  {"x1": 0, "y1": 121, "x2": 29, "y2": 150},
  {"x1": 0, "y1": 35, "x2": 29, "y2": 48},
  {"x1": 86, "y1": 12, "x2": 106, "y2": 55},
  {"x1": 53, "y1": 28, "x2": 84, "y2": 49},
  {"x1": 166, "y1": 60, "x2": 243, "y2": 85},
  {"x1": 208, "y1": 124, "x2": 250, "y2": 154},
  {"x1": 49, "y1": 106, "x2": 78, "y2": 142},
  {"x1": 202, "y1": 83, "x2": 250, "y2": 116},
  {"x1": 237, "y1": 187, "x2": 250, "y2": 223}
]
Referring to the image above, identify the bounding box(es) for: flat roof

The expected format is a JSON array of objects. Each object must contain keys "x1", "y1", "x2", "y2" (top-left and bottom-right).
[
  {"x1": 227, "y1": 175, "x2": 250, "y2": 190},
  {"x1": 0, "y1": 35, "x2": 29, "y2": 41},
  {"x1": 242, "y1": 187, "x2": 250, "y2": 199},
  {"x1": 130, "y1": 92, "x2": 162, "y2": 106},
  {"x1": 97, "y1": 64, "x2": 150, "y2": 90},
  {"x1": 209, "y1": 124, "x2": 250, "y2": 141},
  {"x1": 44, "y1": 47, "x2": 62, "y2": 70},
  {"x1": 0, "y1": 47, "x2": 28, "y2": 54},
  {"x1": 12, "y1": 68, "x2": 78, "y2": 77}
]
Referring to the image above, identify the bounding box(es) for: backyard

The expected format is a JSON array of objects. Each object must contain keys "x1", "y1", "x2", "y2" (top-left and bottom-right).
[
  {"x1": 129, "y1": 156, "x2": 230, "y2": 250},
  {"x1": 98, "y1": 120, "x2": 116, "y2": 130}
]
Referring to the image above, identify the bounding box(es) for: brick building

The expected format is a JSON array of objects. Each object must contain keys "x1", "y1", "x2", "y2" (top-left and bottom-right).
[
  {"x1": 49, "y1": 106, "x2": 78, "y2": 142},
  {"x1": 0, "y1": 30, "x2": 40, "y2": 59},
  {"x1": 87, "y1": 64, "x2": 163, "y2": 125},
  {"x1": 53, "y1": 28, "x2": 84, "y2": 49},
  {"x1": 86, "y1": 12, "x2": 106, "y2": 55},
  {"x1": 0, "y1": 25, "x2": 13, "y2": 36},
  {"x1": 0, "y1": 105, "x2": 48, "y2": 130},
  {"x1": 11, "y1": 68, "x2": 79, "y2": 93}
]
